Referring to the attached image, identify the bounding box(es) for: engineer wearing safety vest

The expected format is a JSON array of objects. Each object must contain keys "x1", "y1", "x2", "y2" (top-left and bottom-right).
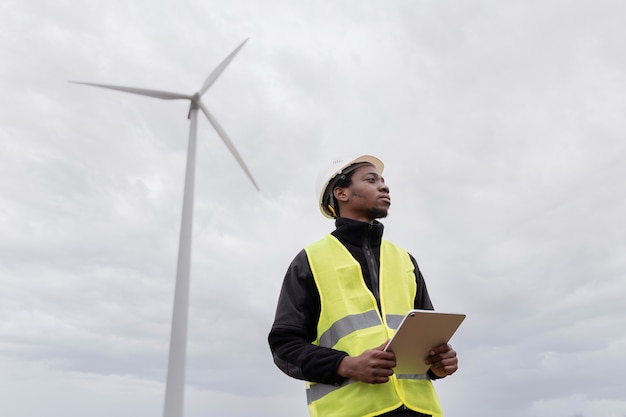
[{"x1": 268, "y1": 155, "x2": 458, "y2": 417}]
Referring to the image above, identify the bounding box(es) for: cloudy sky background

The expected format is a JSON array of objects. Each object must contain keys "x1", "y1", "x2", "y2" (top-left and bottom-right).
[{"x1": 1, "y1": 1, "x2": 625, "y2": 416}]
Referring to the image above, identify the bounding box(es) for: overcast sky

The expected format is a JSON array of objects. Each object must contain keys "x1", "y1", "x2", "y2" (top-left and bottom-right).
[{"x1": 1, "y1": 1, "x2": 625, "y2": 416}]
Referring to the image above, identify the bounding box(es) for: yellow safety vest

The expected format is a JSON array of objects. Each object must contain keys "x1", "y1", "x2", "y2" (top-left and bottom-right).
[{"x1": 304, "y1": 235, "x2": 443, "y2": 417}]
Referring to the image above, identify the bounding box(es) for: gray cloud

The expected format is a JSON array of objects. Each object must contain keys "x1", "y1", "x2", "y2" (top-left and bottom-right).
[{"x1": 1, "y1": 1, "x2": 625, "y2": 417}]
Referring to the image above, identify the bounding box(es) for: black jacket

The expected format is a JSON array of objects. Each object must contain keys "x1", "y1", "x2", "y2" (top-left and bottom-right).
[{"x1": 268, "y1": 217, "x2": 434, "y2": 385}]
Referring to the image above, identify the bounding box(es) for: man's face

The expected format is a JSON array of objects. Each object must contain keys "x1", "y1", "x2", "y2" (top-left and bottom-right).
[{"x1": 336, "y1": 164, "x2": 391, "y2": 222}]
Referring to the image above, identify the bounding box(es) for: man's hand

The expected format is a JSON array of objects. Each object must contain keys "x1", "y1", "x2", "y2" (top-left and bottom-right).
[
  {"x1": 337, "y1": 341, "x2": 396, "y2": 384},
  {"x1": 425, "y1": 343, "x2": 458, "y2": 378}
]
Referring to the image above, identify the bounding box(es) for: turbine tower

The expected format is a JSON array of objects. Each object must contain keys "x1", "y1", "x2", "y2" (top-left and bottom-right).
[{"x1": 71, "y1": 39, "x2": 258, "y2": 417}]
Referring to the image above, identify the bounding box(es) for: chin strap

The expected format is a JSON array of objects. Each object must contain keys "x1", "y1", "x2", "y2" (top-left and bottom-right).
[{"x1": 327, "y1": 204, "x2": 338, "y2": 218}]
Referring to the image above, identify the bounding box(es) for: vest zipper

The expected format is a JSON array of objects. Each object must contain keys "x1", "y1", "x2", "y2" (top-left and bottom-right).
[{"x1": 362, "y1": 226, "x2": 381, "y2": 312}]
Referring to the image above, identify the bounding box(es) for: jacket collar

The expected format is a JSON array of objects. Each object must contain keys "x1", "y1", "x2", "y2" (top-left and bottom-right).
[{"x1": 332, "y1": 217, "x2": 384, "y2": 247}]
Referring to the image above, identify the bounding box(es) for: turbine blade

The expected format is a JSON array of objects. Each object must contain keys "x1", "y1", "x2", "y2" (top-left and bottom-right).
[
  {"x1": 198, "y1": 102, "x2": 259, "y2": 191},
  {"x1": 199, "y1": 38, "x2": 249, "y2": 96},
  {"x1": 70, "y1": 81, "x2": 192, "y2": 100}
]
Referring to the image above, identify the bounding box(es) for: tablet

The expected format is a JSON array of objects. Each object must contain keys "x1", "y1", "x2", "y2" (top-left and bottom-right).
[{"x1": 384, "y1": 309, "x2": 466, "y2": 375}]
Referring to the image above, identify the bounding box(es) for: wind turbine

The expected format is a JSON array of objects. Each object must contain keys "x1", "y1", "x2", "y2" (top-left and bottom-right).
[{"x1": 71, "y1": 39, "x2": 258, "y2": 417}]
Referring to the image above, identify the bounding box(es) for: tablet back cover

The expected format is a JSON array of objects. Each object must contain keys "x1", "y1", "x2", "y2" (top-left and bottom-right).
[{"x1": 384, "y1": 309, "x2": 465, "y2": 375}]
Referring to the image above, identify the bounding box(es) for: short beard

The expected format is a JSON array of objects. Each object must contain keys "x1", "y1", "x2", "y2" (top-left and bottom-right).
[
  {"x1": 348, "y1": 188, "x2": 389, "y2": 220},
  {"x1": 367, "y1": 207, "x2": 388, "y2": 220}
]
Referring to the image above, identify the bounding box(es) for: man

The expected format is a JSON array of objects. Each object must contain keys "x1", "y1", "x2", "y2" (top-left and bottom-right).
[{"x1": 268, "y1": 155, "x2": 458, "y2": 417}]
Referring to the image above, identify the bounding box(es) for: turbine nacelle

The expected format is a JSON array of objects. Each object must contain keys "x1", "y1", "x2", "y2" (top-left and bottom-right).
[{"x1": 188, "y1": 93, "x2": 202, "y2": 118}]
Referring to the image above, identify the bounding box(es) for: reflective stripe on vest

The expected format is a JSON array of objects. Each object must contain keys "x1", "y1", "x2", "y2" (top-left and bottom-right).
[
  {"x1": 318, "y1": 311, "x2": 405, "y2": 348},
  {"x1": 304, "y1": 235, "x2": 443, "y2": 417},
  {"x1": 306, "y1": 373, "x2": 430, "y2": 404}
]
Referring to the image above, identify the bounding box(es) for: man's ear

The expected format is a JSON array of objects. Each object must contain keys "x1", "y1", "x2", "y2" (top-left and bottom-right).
[{"x1": 333, "y1": 186, "x2": 349, "y2": 202}]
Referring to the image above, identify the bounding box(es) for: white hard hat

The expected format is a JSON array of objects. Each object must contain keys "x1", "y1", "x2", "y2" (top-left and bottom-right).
[{"x1": 315, "y1": 154, "x2": 384, "y2": 219}]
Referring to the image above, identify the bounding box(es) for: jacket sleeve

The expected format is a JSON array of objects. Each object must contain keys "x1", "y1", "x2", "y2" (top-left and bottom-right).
[
  {"x1": 409, "y1": 254, "x2": 434, "y2": 310},
  {"x1": 268, "y1": 250, "x2": 349, "y2": 385},
  {"x1": 410, "y1": 254, "x2": 447, "y2": 380}
]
